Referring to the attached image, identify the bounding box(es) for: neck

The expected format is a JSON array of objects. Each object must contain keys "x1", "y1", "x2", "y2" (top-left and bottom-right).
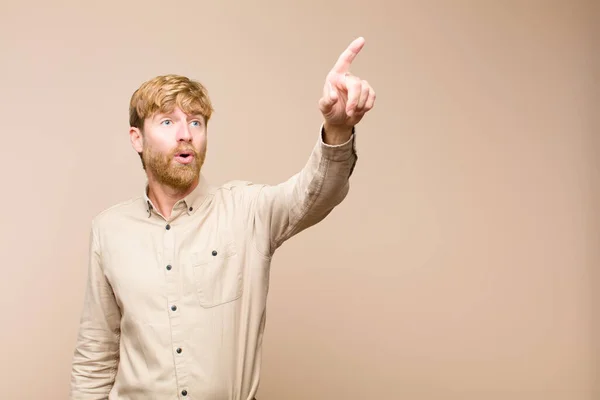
[{"x1": 147, "y1": 176, "x2": 198, "y2": 219}]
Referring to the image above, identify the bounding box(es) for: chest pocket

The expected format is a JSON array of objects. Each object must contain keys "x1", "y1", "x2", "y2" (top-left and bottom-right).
[{"x1": 191, "y1": 239, "x2": 242, "y2": 308}]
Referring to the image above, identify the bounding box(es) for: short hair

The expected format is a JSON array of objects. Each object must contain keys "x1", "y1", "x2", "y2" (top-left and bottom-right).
[{"x1": 129, "y1": 74, "x2": 214, "y2": 130}]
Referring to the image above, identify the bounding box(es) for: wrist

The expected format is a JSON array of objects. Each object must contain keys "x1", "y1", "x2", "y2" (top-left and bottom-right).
[{"x1": 322, "y1": 122, "x2": 354, "y2": 145}]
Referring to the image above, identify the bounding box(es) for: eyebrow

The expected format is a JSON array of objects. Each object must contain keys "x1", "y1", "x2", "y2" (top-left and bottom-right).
[
  {"x1": 154, "y1": 112, "x2": 204, "y2": 120},
  {"x1": 154, "y1": 112, "x2": 172, "y2": 119}
]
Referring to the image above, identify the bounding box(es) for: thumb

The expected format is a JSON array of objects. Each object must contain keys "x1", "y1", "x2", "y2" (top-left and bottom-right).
[
  {"x1": 319, "y1": 81, "x2": 338, "y2": 113},
  {"x1": 327, "y1": 81, "x2": 338, "y2": 101}
]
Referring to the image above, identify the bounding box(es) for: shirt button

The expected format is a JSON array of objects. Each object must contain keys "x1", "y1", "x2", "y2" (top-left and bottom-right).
[
  {"x1": 166, "y1": 265, "x2": 172, "y2": 271},
  {"x1": 176, "y1": 347, "x2": 182, "y2": 354},
  {"x1": 189, "y1": 207, "x2": 193, "y2": 211},
  {"x1": 212, "y1": 250, "x2": 218, "y2": 256},
  {"x1": 182, "y1": 390, "x2": 188, "y2": 396},
  {"x1": 166, "y1": 224, "x2": 171, "y2": 230},
  {"x1": 171, "y1": 305, "x2": 177, "y2": 311}
]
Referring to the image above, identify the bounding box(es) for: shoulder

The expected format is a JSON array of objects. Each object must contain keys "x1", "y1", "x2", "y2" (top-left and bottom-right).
[
  {"x1": 210, "y1": 179, "x2": 271, "y2": 213},
  {"x1": 216, "y1": 179, "x2": 267, "y2": 196},
  {"x1": 219, "y1": 180, "x2": 254, "y2": 190},
  {"x1": 91, "y1": 196, "x2": 146, "y2": 230}
]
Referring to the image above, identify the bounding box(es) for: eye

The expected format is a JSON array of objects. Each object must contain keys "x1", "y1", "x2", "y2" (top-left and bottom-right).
[
  {"x1": 190, "y1": 120, "x2": 201, "y2": 127},
  {"x1": 161, "y1": 119, "x2": 173, "y2": 126}
]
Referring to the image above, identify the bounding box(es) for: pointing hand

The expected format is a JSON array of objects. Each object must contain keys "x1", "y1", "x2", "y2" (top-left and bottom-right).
[{"x1": 319, "y1": 37, "x2": 376, "y2": 129}]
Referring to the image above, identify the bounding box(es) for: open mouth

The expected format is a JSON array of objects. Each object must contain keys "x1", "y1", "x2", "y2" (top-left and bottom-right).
[{"x1": 174, "y1": 151, "x2": 195, "y2": 164}]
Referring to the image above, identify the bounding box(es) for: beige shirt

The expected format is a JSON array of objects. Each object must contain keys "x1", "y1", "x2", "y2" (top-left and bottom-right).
[{"x1": 70, "y1": 127, "x2": 357, "y2": 400}]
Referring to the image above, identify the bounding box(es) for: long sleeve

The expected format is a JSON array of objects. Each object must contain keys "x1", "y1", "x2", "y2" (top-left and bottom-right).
[
  {"x1": 70, "y1": 221, "x2": 121, "y2": 399},
  {"x1": 252, "y1": 125, "x2": 358, "y2": 256}
]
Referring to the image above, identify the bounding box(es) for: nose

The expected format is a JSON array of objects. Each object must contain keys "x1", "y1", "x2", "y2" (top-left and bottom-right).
[{"x1": 176, "y1": 123, "x2": 192, "y2": 142}]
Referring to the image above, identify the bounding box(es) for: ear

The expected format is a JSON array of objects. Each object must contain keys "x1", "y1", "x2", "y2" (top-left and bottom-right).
[{"x1": 129, "y1": 126, "x2": 144, "y2": 153}]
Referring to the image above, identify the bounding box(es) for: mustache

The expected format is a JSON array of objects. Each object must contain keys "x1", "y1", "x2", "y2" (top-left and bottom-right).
[{"x1": 170, "y1": 145, "x2": 198, "y2": 157}]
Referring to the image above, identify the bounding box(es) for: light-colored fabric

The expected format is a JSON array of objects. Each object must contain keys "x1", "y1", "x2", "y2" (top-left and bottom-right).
[{"x1": 70, "y1": 126, "x2": 357, "y2": 400}]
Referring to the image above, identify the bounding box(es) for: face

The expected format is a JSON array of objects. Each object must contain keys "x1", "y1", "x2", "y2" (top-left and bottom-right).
[{"x1": 130, "y1": 107, "x2": 207, "y2": 191}]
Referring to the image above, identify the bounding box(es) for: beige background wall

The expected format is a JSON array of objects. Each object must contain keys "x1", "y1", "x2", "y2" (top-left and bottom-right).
[
  {"x1": 0, "y1": 1, "x2": 597, "y2": 399},
  {"x1": 591, "y1": 1, "x2": 599, "y2": 397}
]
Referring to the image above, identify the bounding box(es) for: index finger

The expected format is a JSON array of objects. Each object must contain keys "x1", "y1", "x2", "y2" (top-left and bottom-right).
[{"x1": 330, "y1": 37, "x2": 365, "y2": 74}]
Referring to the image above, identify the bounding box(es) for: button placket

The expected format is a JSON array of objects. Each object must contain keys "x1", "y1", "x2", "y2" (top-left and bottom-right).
[{"x1": 163, "y1": 222, "x2": 189, "y2": 395}]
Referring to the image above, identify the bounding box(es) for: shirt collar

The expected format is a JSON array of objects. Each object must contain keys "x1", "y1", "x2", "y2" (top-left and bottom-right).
[{"x1": 143, "y1": 174, "x2": 212, "y2": 217}]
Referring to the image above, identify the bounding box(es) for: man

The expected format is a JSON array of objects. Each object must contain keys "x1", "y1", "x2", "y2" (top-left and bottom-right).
[{"x1": 70, "y1": 37, "x2": 375, "y2": 400}]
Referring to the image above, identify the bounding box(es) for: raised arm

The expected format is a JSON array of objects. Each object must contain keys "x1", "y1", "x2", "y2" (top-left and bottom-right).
[
  {"x1": 70, "y1": 221, "x2": 121, "y2": 399},
  {"x1": 251, "y1": 37, "x2": 376, "y2": 256}
]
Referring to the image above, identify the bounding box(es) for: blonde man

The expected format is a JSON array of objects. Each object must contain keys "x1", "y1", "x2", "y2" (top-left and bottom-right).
[{"x1": 70, "y1": 37, "x2": 375, "y2": 400}]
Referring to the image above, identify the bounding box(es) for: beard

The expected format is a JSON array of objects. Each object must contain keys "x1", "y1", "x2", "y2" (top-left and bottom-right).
[{"x1": 142, "y1": 143, "x2": 205, "y2": 190}]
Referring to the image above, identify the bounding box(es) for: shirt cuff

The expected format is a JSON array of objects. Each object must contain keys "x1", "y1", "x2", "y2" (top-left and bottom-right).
[{"x1": 319, "y1": 123, "x2": 357, "y2": 162}]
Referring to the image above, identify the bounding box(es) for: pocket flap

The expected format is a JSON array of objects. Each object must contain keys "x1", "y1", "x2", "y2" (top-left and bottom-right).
[{"x1": 192, "y1": 240, "x2": 237, "y2": 265}]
